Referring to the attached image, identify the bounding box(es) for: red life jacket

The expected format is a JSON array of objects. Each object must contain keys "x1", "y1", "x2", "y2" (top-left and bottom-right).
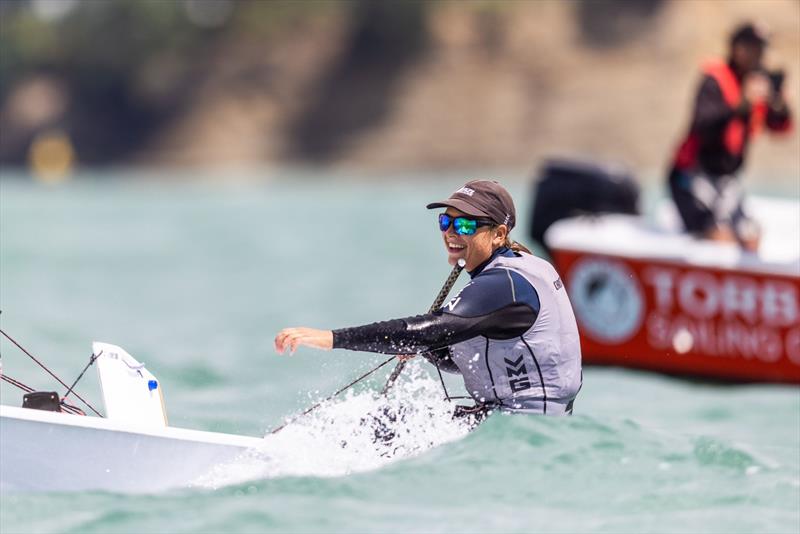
[{"x1": 673, "y1": 60, "x2": 768, "y2": 170}]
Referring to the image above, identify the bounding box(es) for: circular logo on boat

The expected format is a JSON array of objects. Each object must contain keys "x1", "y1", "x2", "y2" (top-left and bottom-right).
[{"x1": 568, "y1": 258, "x2": 644, "y2": 343}]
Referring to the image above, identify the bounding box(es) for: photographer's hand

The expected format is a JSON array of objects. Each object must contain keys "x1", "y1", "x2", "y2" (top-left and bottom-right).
[{"x1": 743, "y1": 71, "x2": 771, "y2": 104}]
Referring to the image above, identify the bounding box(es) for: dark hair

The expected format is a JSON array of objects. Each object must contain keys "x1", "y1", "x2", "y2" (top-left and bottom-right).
[
  {"x1": 730, "y1": 22, "x2": 769, "y2": 47},
  {"x1": 488, "y1": 223, "x2": 532, "y2": 255},
  {"x1": 504, "y1": 236, "x2": 532, "y2": 254}
]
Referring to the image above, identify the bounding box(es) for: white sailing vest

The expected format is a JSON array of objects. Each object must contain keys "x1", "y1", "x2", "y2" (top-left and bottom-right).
[{"x1": 449, "y1": 253, "x2": 582, "y2": 415}]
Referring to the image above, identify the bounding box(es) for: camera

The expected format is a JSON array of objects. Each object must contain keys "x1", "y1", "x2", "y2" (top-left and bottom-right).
[{"x1": 767, "y1": 69, "x2": 785, "y2": 94}]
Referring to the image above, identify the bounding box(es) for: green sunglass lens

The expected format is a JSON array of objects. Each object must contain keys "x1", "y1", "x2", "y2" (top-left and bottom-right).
[{"x1": 454, "y1": 218, "x2": 477, "y2": 235}]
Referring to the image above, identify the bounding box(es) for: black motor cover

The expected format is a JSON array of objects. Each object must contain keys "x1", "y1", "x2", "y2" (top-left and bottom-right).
[{"x1": 529, "y1": 158, "x2": 641, "y2": 251}]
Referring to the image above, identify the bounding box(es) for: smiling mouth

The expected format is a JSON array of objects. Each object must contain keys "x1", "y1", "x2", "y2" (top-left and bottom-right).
[{"x1": 447, "y1": 242, "x2": 466, "y2": 253}]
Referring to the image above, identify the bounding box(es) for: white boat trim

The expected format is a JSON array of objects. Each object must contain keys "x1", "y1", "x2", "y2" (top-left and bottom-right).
[
  {"x1": 0, "y1": 405, "x2": 264, "y2": 449},
  {"x1": 545, "y1": 197, "x2": 800, "y2": 277}
]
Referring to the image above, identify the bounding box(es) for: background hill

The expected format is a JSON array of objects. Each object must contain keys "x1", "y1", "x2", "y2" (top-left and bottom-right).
[{"x1": 1, "y1": 0, "x2": 798, "y2": 181}]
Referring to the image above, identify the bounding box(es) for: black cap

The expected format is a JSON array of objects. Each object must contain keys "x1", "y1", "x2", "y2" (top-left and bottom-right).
[
  {"x1": 731, "y1": 22, "x2": 770, "y2": 47},
  {"x1": 426, "y1": 179, "x2": 516, "y2": 230}
]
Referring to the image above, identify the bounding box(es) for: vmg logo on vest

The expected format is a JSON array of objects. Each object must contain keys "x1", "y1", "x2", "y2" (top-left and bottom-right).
[{"x1": 505, "y1": 355, "x2": 532, "y2": 393}]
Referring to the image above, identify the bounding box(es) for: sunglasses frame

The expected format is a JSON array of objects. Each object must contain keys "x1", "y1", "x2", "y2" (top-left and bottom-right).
[{"x1": 438, "y1": 213, "x2": 495, "y2": 235}]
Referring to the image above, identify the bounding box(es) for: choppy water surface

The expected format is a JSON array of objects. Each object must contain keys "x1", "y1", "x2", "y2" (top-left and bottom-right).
[{"x1": 1, "y1": 172, "x2": 798, "y2": 534}]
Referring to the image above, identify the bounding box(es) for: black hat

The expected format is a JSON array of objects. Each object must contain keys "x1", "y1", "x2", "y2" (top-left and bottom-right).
[
  {"x1": 426, "y1": 179, "x2": 516, "y2": 230},
  {"x1": 731, "y1": 22, "x2": 770, "y2": 46}
]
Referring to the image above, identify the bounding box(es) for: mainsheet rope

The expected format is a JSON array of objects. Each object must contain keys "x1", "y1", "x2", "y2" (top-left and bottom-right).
[
  {"x1": 0, "y1": 372, "x2": 86, "y2": 415},
  {"x1": 268, "y1": 260, "x2": 467, "y2": 435},
  {"x1": 381, "y1": 259, "x2": 466, "y2": 395}
]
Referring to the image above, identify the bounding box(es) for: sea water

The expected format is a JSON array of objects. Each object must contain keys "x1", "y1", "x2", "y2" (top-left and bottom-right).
[{"x1": 0, "y1": 171, "x2": 798, "y2": 534}]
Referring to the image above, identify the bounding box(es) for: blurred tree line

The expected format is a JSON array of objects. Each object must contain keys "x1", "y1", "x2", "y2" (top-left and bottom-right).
[
  {"x1": 0, "y1": 0, "x2": 665, "y2": 168},
  {"x1": 1, "y1": 0, "x2": 356, "y2": 164}
]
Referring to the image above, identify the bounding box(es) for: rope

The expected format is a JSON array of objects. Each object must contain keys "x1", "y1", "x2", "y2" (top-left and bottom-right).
[
  {"x1": 433, "y1": 356, "x2": 453, "y2": 401},
  {"x1": 381, "y1": 259, "x2": 466, "y2": 394},
  {"x1": 1, "y1": 372, "x2": 86, "y2": 415},
  {"x1": 268, "y1": 260, "x2": 467, "y2": 435},
  {"x1": 62, "y1": 351, "x2": 101, "y2": 406},
  {"x1": 268, "y1": 355, "x2": 396, "y2": 435},
  {"x1": 1, "y1": 373, "x2": 34, "y2": 392},
  {"x1": 0, "y1": 328, "x2": 103, "y2": 417}
]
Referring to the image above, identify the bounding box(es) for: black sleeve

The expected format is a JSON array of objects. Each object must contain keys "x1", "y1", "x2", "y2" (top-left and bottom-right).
[
  {"x1": 692, "y1": 76, "x2": 738, "y2": 135},
  {"x1": 332, "y1": 303, "x2": 537, "y2": 355}
]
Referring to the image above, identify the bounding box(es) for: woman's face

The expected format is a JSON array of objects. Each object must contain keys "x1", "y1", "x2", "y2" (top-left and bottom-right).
[{"x1": 442, "y1": 207, "x2": 507, "y2": 271}]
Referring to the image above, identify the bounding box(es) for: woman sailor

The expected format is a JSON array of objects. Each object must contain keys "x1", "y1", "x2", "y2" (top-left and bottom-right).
[{"x1": 275, "y1": 180, "x2": 582, "y2": 416}]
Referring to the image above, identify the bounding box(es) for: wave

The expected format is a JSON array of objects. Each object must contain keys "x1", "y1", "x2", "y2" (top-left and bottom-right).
[
  {"x1": 193, "y1": 362, "x2": 474, "y2": 488},
  {"x1": 193, "y1": 362, "x2": 795, "y2": 497}
]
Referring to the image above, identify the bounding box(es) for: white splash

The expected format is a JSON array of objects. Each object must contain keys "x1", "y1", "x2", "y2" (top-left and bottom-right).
[{"x1": 193, "y1": 362, "x2": 473, "y2": 489}]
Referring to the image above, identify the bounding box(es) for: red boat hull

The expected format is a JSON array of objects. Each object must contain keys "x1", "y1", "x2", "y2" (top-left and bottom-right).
[{"x1": 552, "y1": 248, "x2": 800, "y2": 384}]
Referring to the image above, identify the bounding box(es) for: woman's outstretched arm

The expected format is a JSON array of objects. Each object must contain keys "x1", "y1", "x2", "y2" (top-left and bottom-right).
[{"x1": 274, "y1": 268, "x2": 539, "y2": 356}]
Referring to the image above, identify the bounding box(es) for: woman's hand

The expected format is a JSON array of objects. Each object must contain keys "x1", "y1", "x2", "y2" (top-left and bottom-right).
[{"x1": 274, "y1": 327, "x2": 333, "y2": 354}]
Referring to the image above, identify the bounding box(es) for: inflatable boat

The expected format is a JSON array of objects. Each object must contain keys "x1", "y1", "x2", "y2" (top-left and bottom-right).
[{"x1": 529, "y1": 159, "x2": 800, "y2": 384}]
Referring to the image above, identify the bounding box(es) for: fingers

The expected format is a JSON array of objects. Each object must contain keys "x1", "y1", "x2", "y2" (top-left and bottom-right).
[
  {"x1": 275, "y1": 327, "x2": 329, "y2": 355},
  {"x1": 274, "y1": 329, "x2": 295, "y2": 355},
  {"x1": 275, "y1": 328, "x2": 299, "y2": 355}
]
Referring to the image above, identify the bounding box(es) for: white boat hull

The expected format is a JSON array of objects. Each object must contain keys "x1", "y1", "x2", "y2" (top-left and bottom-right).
[{"x1": 0, "y1": 405, "x2": 264, "y2": 493}]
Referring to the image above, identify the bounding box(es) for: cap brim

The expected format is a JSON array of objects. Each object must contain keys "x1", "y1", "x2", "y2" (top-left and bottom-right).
[{"x1": 426, "y1": 199, "x2": 492, "y2": 219}]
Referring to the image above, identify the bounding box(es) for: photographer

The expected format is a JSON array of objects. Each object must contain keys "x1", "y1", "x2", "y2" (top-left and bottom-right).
[{"x1": 668, "y1": 22, "x2": 792, "y2": 251}]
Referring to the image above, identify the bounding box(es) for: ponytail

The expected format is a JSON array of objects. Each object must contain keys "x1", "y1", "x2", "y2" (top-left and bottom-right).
[
  {"x1": 492, "y1": 224, "x2": 533, "y2": 254},
  {"x1": 504, "y1": 236, "x2": 532, "y2": 255}
]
